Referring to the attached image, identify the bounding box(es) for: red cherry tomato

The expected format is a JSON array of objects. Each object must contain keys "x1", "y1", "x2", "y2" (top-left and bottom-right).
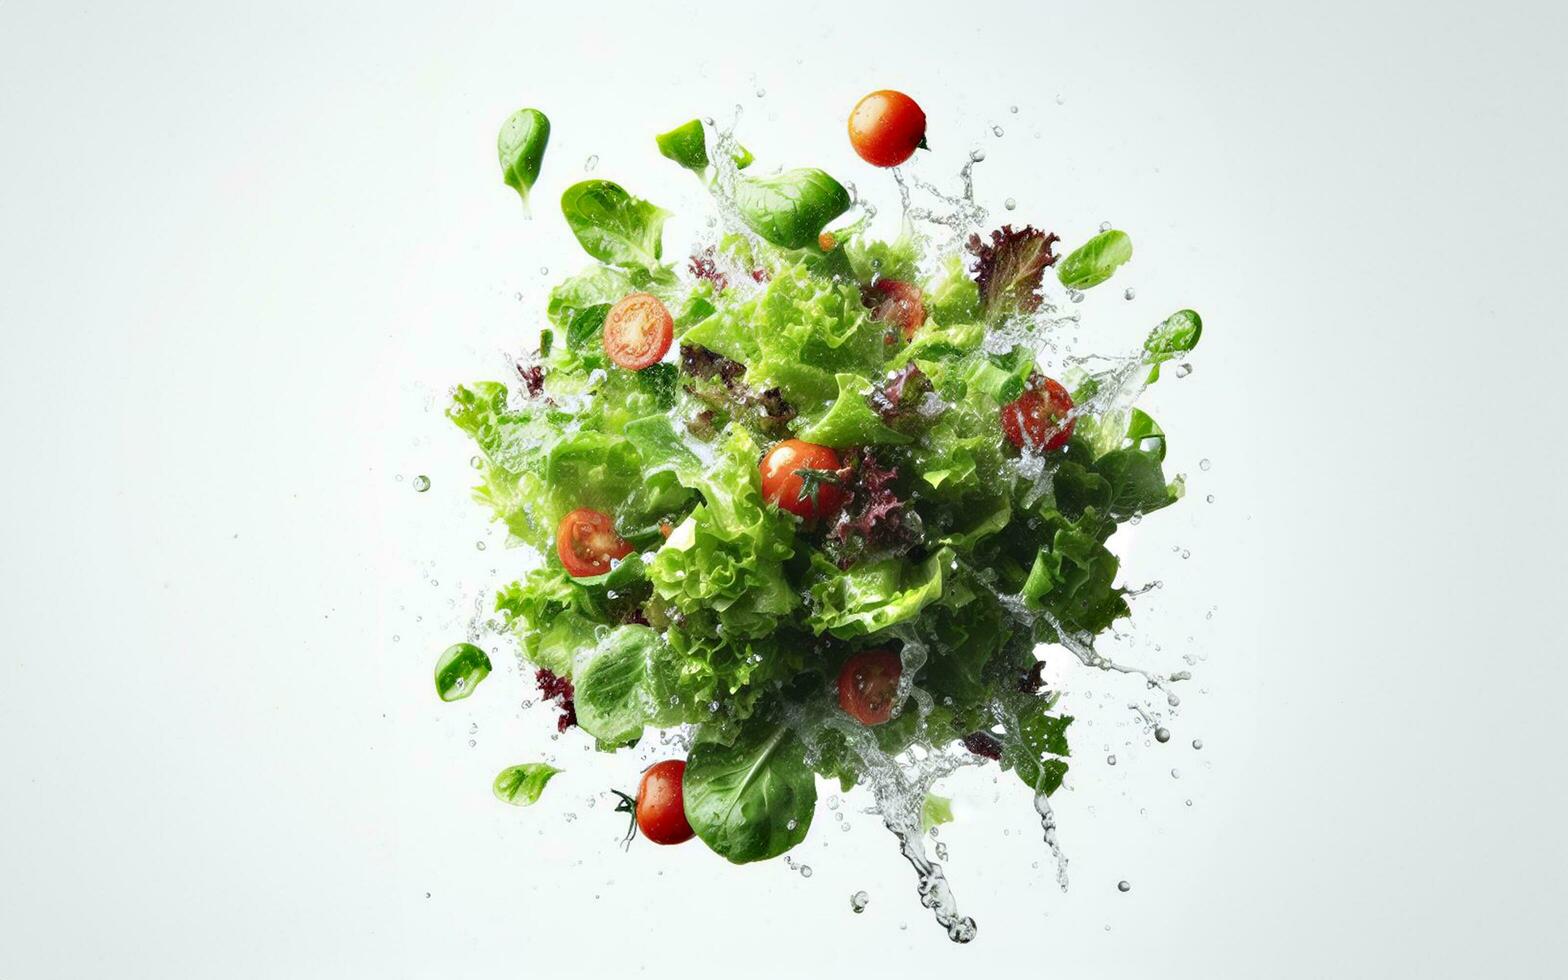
[
  {"x1": 867, "y1": 279, "x2": 926, "y2": 339},
  {"x1": 759, "y1": 439, "x2": 846, "y2": 521},
  {"x1": 555, "y1": 507, "x2": 632, "y2": 577},
  {"x1": 638, "y1": 759, "x2": 694, "y2": 845},
  {"x1": 603, "y1": 292, "x2": 674, "y2": 371},
  {"x1": 1000, "y1": 375, "x2": 1075, "y2": 452},
  {"x1": 837, "y1": 649, "x2": 902, "y2": 726},
  {"x1": 848, "y1": 90, "x2": 928, "y2": 168}
]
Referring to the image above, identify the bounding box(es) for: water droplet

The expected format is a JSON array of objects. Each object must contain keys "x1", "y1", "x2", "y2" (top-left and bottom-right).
[
  {"x1": 1099, "y1": 221, "x2": 1112, "y2": 232},
  {"x1": 1106, "y1": 754, "x2": 1117, "y2": 766},
  {"x1": 850, "y1": 890, "x2": 869, "y2": 913},
  {"x1": 467, "y1": 739, "x2": 476, "y2": 748},
  {"x1": 1154, "y1": 727, "x2": 1171, "y2": 743},
  {"x1": 1173, "y1": 363, "x2": 1193, "y2": 378},
  {"x1": 799, "y1": 865, "x2": 813, "y2": 878},
  {"x1": 1004, "y1": 197, "x2": 1017, "y2": 210},
  {"x1": 425, "y1": 891, "x2": 431, "y2": 899},
  {"x1": 786, "y1": 818, "x2": 798, "y2": 831},
  {"x1": 827, "y1": 795, "x2": 840, "y2": 810},
  {"x1": 469, "y1": 455, "x2": 483, "y2": 470},
  {"x1": 969, "y1": 149, "x2": 986, "y2": 162},
  {"x1": 1055, "y1": 94, "x2": 1065, "y2": 105},
  {"x1": 584, "y1": 154, "x2": 598, "y2": 171},
  {"x1": 1124, "y1": 287, "x2": 1137, "y2": 300},
  {"x1": 1185, "y1": 798, "x2": 1194, "y2": 806},
  {"x1": 1009, "y1": 105, "x2": 1019, "y2": 114},
  {"x1": 1068, "y1": 289, "x2": 1084, "y2": 303},
  {"x1": 900, "y1": 922, "x2": 908, "y2": 931},
  {"x1": 412, "y1": 475, "x2": 431, "y2": 492},
  {"x1": 1198, "y1": 458, "x2": 1212, "y2": 472},
  {"x1": 1170, "y1": 768, "x2": 1181, "y2": 779},
  {"x1": 1167, "y1": 692, "x2": 1181, "y2": 707},
  {"x1": 1192, "y1": 738, "x2": 1204, "y2": 750},
  {"x1": 755, "y1": 87, "x2": 766, "y2": 98},
  {"x1": 538, "y1": 266, "x2": 549, "y2": 276},
  {"x1": 1117, "y1": 880, "x2": 1131, "y2": 893},
  {"x1": 1205, "y1": 494, "x2": 1215, "y2": 504},
  {"x1": 992, "y1": 125, "x2": 1004, "y2": 137},
  {"x1": 1180, "y1": 549, "x2": 1191, "y2": 560}
]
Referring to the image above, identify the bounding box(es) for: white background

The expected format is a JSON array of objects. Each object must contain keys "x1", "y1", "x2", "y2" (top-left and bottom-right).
[{"x1": 3, "y1": 1, "x2": 1566, "y2": 977}]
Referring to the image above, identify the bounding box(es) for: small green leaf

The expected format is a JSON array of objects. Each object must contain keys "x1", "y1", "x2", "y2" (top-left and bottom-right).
[
  {"x1": 492, "y1": 763, "x2": 562, "y2": 806},
  {"x1": 434, "y1": 642, "x2": 491, "y2": 702},
  {"x1": 656, "y1": 119, "x2": 709, "y2": 172},
  {"x1": 920, "y1": 793, "x2": 955, "y2": 832},
  {"x1": 560, "y1": 180, "x2": 670, "y2": 270},
  {"x1": 734, "y1": 168, "x2": 851, "y2": 249},
  {"x1": 566, "y1": 304, "x2": 609, "y2": 351},
  {"x1": 1125, "y1": 409, "x2": 1167, "y2": 461},
  {"x1": 1144, "y1": 309, "x2": 1202, "y2": 382},
  {"x1": 1057, "y1": 230, "x2": 1133, "y2": 290},
  {"x1": 730, "y1": 144, "x2": 755, "y2": 169},
  {"x1": 498, "y1": 108, "x2": 550, "y2": 206}
]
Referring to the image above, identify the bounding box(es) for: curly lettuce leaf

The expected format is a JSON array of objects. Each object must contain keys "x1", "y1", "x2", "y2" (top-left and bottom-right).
[{"x1": 805, "y1": 548, "x2": 951, "y2": 639}]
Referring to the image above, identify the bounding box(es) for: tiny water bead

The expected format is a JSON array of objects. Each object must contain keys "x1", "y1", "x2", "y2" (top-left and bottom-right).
[
  {"x1": 1124, "y1": 287, "x2": 1137, "y2": 301},
  {"x1": 800, "y1": 865, "x2": 813, "y2": 878},
  {"x1": 538, "y1": 266, "x2": 549, "y2": 276},
  {"x1": 1004, "y1": 197, "x2": 1017, "y2": 210},
  {"x1": 1192, "y1": 738, "x2": 1204, "y2": 750},
  {"x1": 850, "y1": 891, "x2": 870, "y2": 914},
  {"x1": 969, "y1": 149, "x2": 986, "y2": 162},
  {"x1": 1099, "y1": 221, "x2": 1112, "y2": 232},
  {"x1": 1009, "y1": 104, "x2": 1019, "y2": 114},
  {"x1": 1117, "y1": 880, "x2": 1131, "y2": 893},
  {"x1": 992, "y1": 125, "x2": 1005, "y2": 137},
  {"x1": 1106, "y1": 754, "x2": 1117, "y2": 765},
  {"x1": 1206, "y1": 494, "x2": 1215, "y2": 504},
  {"x1": 469, "y1": 455, "x2": 483, "y2": 469},
  {"x1": 1171, "y1": 768, "x2": 1181, "y2": 779},
  {"x1": 584, "y1": 154, "x2": 598, "y2": 171},
  {"x1": 1154, "y1": 727, "x2": 1171, "y2": 743},
  {"x1": 1173, "y1": 362, "x2": 1193, "y2": 378},
  {"x1": 412, "y1": 475, "x2": 431, "y2": 492}
]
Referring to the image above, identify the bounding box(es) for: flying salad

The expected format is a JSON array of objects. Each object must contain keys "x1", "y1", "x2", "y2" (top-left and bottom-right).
[{"x1": 438, "y1": 91, "x2": 1204, "y2": 939}]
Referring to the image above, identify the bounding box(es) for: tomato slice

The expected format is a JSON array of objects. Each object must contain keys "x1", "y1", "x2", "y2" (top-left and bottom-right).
[
  {"x1": 759, "y1": 439, "x2": 846, "y2": 521},
  {"x1": 848, "y1": 90, "x2": 928, "y2": 168},
  {"x1": 603, "y1": 292, "x2": 674, "y2": 371},
  {"x1": 1000, "y1": 375, "x2": 1075, "y2": 452},
  {"x1": 637, "y1": 759, "x2": 694, "y2": 845},
  {"x1": 555, "y1": 508, "x2": 632, "y2": 577},
  {"x1": 867, "y1": 279, "x2": 926, "y2": 339},
  {"x1": 838, "y1": 649, "x2": 902, "y2": 726}
]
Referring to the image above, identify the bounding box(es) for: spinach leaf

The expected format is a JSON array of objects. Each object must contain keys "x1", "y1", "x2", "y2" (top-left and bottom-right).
[
  {"x1": 684, "y1": 717, "x2": 817, "y2": 863},
  {"x1": 434, "y1": 642, "x2": 491, "y2": 701},
  {"x1": 656, "y1": 119, "x2": 709, "y2": 172},
  {"x1": 1144, "y1": 309, "x2": 1202, "y2": 382},
  {"x1": 492, "y1": 763, "x2": 562, "y2": 806},
  {"x1": 566, "y1": 303, "x2": 609, "y2": 351},
  {"x1": 560, "y1": 180, "x2": 669, "y2": 270},
  {"x1": 1123, "y1": 408, "x2": 1166, "y2": 462},
  {"x1": 1056, "y1": 229, "x2": 1133, "y2": 290},
  {"x1": 734, "y1": 168, "x2": 851, "y2": 249},
  {"x1": 1095, "y1": 448, "x2": 1179, "y2": 519},
  {"x1": 656, "y1": 118, "x2": 755, "y2": 174},
  {"x1": 571, "y1": 625, "x2": 659, "y2": 745},
  {"x1": 497, "y1": 108, "x2": 550, "y2": 206}
]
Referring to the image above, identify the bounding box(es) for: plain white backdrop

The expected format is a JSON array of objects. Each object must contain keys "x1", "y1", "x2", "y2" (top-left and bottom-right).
[{"x1": 3, "y1": 1, "x2": 1565, "y2": 977}]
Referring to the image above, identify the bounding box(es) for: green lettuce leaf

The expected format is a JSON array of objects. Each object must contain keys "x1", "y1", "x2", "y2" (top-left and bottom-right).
[{"x1": 806, "y1": 548, "x2": 951, "y2": 639}]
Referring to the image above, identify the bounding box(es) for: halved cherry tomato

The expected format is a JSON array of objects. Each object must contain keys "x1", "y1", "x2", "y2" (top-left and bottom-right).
[
  {"x1": 838, "y1": 649, "x2": 902, "y2": 726},
  {"x1": 637, "y1": 759, "x2": 694, "y2": 845},
  {"x1": 759, "y1": 439, "x2": 846, "y2": 521},
  {"x1": 848, "y1": 90, "x2": 927, "y2": 168},
  {"x1": 1000, "y1": 375, "x2": 1075, "y2": 452},
  {"x1": 555, "y1": 507, "x2": 632, "y2": 577},
  {"x1": 867, "y1": 279, "x2": 926, "y2": 339},
  {"x1": 603, "y1": 292, "x2": 673, "y2": 371}
]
